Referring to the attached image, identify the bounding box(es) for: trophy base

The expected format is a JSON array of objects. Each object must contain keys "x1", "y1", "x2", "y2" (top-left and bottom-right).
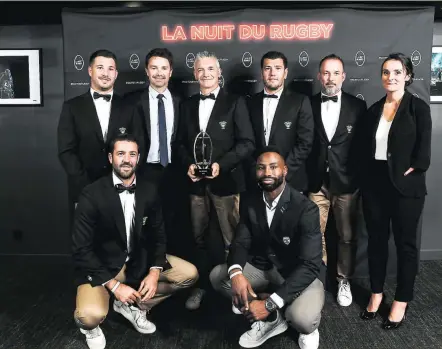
[{"x1": 195, "y1": 167, "x2": 212, "y2": 177}]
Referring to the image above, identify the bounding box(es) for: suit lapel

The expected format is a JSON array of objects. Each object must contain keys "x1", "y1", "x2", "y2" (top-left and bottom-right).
[
  {"x1": 132, "y1": 179, "x2": 146, "y2": 241},
  {"x1": 255, "y1": 193, "x2": 270, "y2": 235},
  {"x1": 83, "y1": 92, "x2": 104, "y2": 144},
  {"x1": 388, "y1": 91, "x2": 411, "y2": 146},
  {"x1": 330, "y1": 93, "x2": 352, "y2": 143},
  {"x1": 141, "y1": 91, "x2": 152, "y2": 141},
  {"x1": 253, "y1": 92, "x2": 266, "y2": 147},
  {"x1": 269, "y1": 185, "x2": 291, "y2": 238},
  {"x1": 108, "y1": 94, "x2": 122, "y2": 138},
  {"x1": 312, "y1": 93, "x2": 328, "y2": 142},
  {"x1": 206, "y1": 89, "x2": 225, "y2": 133},
  {"x1": 105, "y1": 176, "x2": 127, "y2": 244},
  {"x1": 269, "y1": 89, "x2": 291, "y2": 141},
  {"x1": 171, "y1": 94, "x2": 180, "y2": 141}
]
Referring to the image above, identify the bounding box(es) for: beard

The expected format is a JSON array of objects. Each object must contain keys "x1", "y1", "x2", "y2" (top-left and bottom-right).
[
  {"x1": 322, "y1": 84, "x2": 341, "y2": 96},
  {"x1": 258, "y1": 175, "x2": 284, "y2": 192},
  {"x1": 113, "y1": 162, "x2": 136, "y2": 179}
]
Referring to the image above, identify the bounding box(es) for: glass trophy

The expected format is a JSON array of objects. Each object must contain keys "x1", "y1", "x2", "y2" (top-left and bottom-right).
[{"x1": 193, "y1": 130, "x2": 213, "y2": 177}]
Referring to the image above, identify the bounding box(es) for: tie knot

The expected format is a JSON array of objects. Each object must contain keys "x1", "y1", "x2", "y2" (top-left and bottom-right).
[
  {"x1": 93, "y1": 91, "x2": 111, "y2": 102},
  {"x1": 200, "y1": 93, "x2": 216, "y2": 101},
  {"x1": 115, "y1": 183, "x2": 136, "y2": 194},
  {"x1": 157, "y1": 94, "x2": 164, "y2": 100},
  {"x1": 321, "y1": 95, "x2": 338, "y2": 103},
  {"x1": 264, "y1": 94, "x2": 278, "y2": 99}
]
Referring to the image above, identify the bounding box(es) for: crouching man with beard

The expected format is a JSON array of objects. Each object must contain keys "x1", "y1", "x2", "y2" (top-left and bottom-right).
[
  {"x1": 210, "y1": 146, "x2": 325, "y2": 349},
  {"x1": 72, "y1": 133, "x2": 198, "y2": 349}
]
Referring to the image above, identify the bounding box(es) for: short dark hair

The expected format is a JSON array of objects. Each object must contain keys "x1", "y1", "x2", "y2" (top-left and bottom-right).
[
  {"x1": 381, "y1": 53, "x2": 414, "y2": 86},
  {"x1": 319, "y1": 54, "x2": 345, "y2": 71},
  {"x1": 108, "y1": 133, "x2": 140, "y2": 154},
  {"x1": 145, "y1": 48, "x2": 174, "y2": 69},
  {"x1": 89, "y1": 49, "x2": 118, "y2": 68},
  {"x1": 256, "y1": 145, "x2": 285, "y2": 161},
  {"x1": 260, "y1": 51, "x2": 288, "y2": 69}
]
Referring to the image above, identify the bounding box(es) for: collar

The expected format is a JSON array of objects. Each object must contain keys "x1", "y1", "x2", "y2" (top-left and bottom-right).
[
  {"x1": 263, "y1": 87, "x2": 284, "y2": 99},
  {"x1": 262, "y1": 183, "x2": 286, "y2": 210},
  {"x1": 112, "y1": 171, "x2": 136, "y2": 187},
  {"x1": 149, "y1": 85, "x2": 171, "y2": 100},
  {"x1": 200, "y1": 85, "x2": 220, "y2": 98},
  {"x1": 321, "y1": 90, "x2": 342, "y2": 101},
  {"x1": 90, "y1": 88, "x2": 114, "y2": 100}
]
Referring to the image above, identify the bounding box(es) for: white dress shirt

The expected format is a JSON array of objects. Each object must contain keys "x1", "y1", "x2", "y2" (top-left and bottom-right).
[
  {"x1": 321, "y1": 91, "x2": 342, "y2": 141},
  {"x1": 228, "y1": 185, "x2": 287, "y2": 309},
  {"x1": 90, "y1": 88, "x2": 113, "y2": 141},
  {"x1": 375, "y1": 115, "x2": 392, "y2": 160},
  {"x1": 113, "y1": 172, "x2": 136, "y2": 262},
  {"x1": 263, "y1": 88, "x2": 284, "y2": 145},
  {"x1": 199, "y1": 86, "x2": 221, "y2": 132},
  {"x1": 147, "y1": 86, "x2": 175, "y2": 164}
]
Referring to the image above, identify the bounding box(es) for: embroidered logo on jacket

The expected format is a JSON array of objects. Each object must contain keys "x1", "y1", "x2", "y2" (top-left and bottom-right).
[
  {"x1": 283, "y1": 237, "x2": 291, "y2": 245},
  {"x1": 284, "y1": 121, "x2": 292, "y2": 130},
  {"x1": 219, "y1": 121, "x2": 227, "y2": 130}
]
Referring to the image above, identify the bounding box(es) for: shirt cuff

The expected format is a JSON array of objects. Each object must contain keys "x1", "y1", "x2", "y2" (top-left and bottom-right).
[
  {"x1": 102, "y1": 279, "x2": 113, "y2": 287},
  {"x1": 150, "y1": 266, "x2": 163, "y2": 272},
  {"x1": 270, "y1": 293, "x2": 285, "y2": 309},
  {"x1": 228, "y1": 264, "x2": 243, "y2": 274}
]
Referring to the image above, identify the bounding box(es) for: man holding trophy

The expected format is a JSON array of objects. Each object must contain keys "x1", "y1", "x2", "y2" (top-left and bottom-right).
[{"x1": 176, "y1": 51, "x2": 255, "y2": 310}]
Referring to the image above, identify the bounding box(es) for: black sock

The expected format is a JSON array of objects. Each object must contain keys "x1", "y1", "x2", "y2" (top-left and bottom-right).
[{"x1": 267, "y1": 311, "x2": 277, "y2": 322}]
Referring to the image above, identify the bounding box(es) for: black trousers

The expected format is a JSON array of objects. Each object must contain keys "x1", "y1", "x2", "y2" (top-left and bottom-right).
[{"x1": 361, "y1": 160, "x2": 425, "y2": 302}]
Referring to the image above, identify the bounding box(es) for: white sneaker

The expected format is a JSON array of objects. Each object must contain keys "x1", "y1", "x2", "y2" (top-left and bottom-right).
[
  {"x1": 232, "y1": 303, "x2": 242, "y2": 315},
  {"x1": 113, "y1": 300, "x2": 156, "y2": 334},
  {"x1": 185, "y1": 288, "x2": 206, "y2": 310},
  {"x1": 238, "y1": 310, "x2": 288, "y2": 348},
  {"x1": 298, "y1": 329, "x2": 320, "y2": 349},
  {"x1": 337, "y1": 279, "x2": 353, "y2": 307},
  {"x1": 80, "y1": 326, "x2": 106, "y2": 349}
]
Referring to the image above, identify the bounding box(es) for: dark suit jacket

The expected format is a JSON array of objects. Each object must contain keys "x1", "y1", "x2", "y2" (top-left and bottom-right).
[
  {"x1": 125, "y1": 87, "x2": 181, "y2": 168},
  {"x1": 176, "y1": 88, "x2": 255, "y2": 196},
  {"x1": 247, "y1": 89, "x2": 314, "y2": 192},
  {"x1": 72, "y1": 174, "x2": 167, "y2": 287},
  {"x1": 361, "y1": 90, "x2": 432, "y2": 197},
  {"x1": 227, "y1": 184, "x2": 325, "y2": 304},
  {"x1": 57, "y1": 91, "x2": 135, "y2": 203},
  {"x1": 307, "y1": 91, "x2": 367, "y2": 194}
]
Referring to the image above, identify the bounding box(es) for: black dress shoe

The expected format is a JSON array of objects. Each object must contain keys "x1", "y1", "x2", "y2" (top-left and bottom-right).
[
  {"x1": 382, "y1": 306, "x2": 408, "y2": 330},
  {"x1": 360, "y1": 294, "x2": 386, "y2": 320}
]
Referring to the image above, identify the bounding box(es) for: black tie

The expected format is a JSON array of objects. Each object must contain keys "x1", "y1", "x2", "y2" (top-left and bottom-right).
[
  {"x1": 157, "y1": 94, "x2": 169, "y2": 167},
  {"x1": 93, "y1": 91, "x2": 111, "y2": 102},
  {"x1": 200, "y1": 93, "x2": 216, "y2": 101},
  {"x1": 321, "y1": 95, "x2": 338, "y2": 103},
  {"x1": 115, "y1": 183, "x2": 136, "y2": 194},
  {"x1": 264, "y1": 94, "x2": 278, "y2": 99}
]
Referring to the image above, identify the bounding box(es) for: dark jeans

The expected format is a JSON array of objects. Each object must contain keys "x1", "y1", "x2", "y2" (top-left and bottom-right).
[{"x1": 362, "y1": 160, "x2": 425, "y2": 302}]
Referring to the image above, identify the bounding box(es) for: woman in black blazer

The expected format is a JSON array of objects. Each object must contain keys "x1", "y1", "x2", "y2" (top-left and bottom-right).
[{"x1": 359, "y1": 53, "x2": 432, "y2": 329}]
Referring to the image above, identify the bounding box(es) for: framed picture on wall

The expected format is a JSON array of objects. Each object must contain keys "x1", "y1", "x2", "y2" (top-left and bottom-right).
[
  {"x1": 0, "y1": 49, "x2": 43, "y2": 106},
  {"x1": 431, "y1": 46, "x2": 442, "y2": 103}
]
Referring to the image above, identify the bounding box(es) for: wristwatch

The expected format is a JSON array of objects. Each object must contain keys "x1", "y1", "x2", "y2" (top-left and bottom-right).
[{"x1": 265, "y1": 298, "x2": 278, "y2": 313}]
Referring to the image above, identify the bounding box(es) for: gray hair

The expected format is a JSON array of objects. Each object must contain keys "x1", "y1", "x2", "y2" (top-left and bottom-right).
[{"x1": 194, "y1": 51, "x2": 221, "y2": 69}]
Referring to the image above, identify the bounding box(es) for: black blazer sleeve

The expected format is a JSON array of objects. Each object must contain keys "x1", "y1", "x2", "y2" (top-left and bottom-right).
[
  {"x1": 57, "y1": 101, "x2": 90, "y2": 193},
  {"x1": 217, "y1": 96, "x2": 255, "y2": 171},
  {"x1": 285, "y1": 96, "x2": 314, "y2": 181},
  {"x1": 227, "y1": 197, "x2": 252, "y2": 269},
  {"x1": 411, "y1": 98, "x2": 432, "y2": 171},
  {"x1": 72, "y1": 189, "x2": 113, "y2": 287},
  {"x1": 144, "y1": 192, "x2": 168, "y2": 269},
  {"x1": 275, "y1": 201, "x2": 322, "y2": 304}
]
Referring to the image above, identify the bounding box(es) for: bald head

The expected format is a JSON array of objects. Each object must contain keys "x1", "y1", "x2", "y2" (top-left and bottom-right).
[{"x1": 256, "y1": 151, "x2": 287, "y2": 192}]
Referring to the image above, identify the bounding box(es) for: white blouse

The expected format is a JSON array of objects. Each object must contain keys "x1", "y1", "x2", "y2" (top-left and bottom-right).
[{"x1": 375, "y1": 115, "x2": 393, "y2": 160}]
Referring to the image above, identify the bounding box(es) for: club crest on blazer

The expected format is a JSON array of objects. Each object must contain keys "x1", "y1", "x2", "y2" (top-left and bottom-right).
[
  {"x1": 119, "y1": 127, "x2": 127, "y2": 134},
  {"x1": 283, "y1": 236, "x2": 291, "y2": 245},
  {"x1": 219, "y1": 121, "x2": 227, "y2": 130},
  {"x1": 284, "y1": 121, "x2": 292, "y2": 130},
  {"x1": 346, "y1": 125, "x2": 353, "y2": 134},
  {"x1": 142, "y1": 217, "x2": 148, "y2": 226}
]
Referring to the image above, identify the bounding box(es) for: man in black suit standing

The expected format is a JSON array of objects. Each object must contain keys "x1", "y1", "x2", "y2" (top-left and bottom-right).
[
  {"x1": 127, "y1": 48, "x2": 184, "y2": 250},
  {"x1": 72, "y1": 133, "x2": 198, "y2": 349},
  {"x1": 177, "y1": 51, "x2": 255, "y2": 310},
  {"x1": 307, "y1": 54, "x2": 367, "y2": 307},
  {"x1": 247, "y1": 51, "x2": 314, "y2": 193},
  {"x1": 210, "y1": 148, "x2": 324, "y2": 349},
  {"x1": 58, "y1": 49, "x2": 133, "y2": 209}
]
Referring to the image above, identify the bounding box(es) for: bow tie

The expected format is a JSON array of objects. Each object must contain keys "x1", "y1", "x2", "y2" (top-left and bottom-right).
[
  {"x1": 200, "y1": 93, "x2": 216, "y2": 101},
  {"x1": 264, "y1": 94, "x2": 278, "y2": 99},
  {"x1": 115, "y1": 183, "x2": 136, "y2": 194},
  {"x1": 93, "y1": 91, "x2": 111, "y2": 102},
  {"x1": 321, "y1": 95, "x2": 338, "y2": 103}
]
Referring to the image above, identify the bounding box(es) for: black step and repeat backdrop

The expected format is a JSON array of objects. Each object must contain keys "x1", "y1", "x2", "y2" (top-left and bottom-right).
[
  {"x1": 62, "y1": 6, "x2": 434, "y2": 276},
  {"x1": 62, "y1": 7, "x2": 434, "y2": 107}
]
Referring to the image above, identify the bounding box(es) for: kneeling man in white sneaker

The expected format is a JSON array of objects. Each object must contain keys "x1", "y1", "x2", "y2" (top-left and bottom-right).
[
  {"x1": 72, "y1": 134, "x2": 198, "y2": 349},
  {"x1": 210, "y1": 147, "x2": 325, "y2": 349}
]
